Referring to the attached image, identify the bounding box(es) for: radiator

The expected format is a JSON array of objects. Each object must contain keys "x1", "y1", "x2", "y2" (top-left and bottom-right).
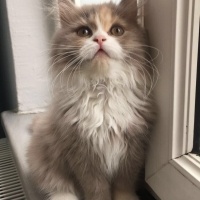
[{"x1": 0, "y1": 138, "x2": 27, "y2": 200}]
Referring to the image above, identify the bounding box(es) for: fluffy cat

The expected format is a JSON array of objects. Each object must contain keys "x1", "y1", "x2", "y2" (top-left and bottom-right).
[{"x1": 27, "y1": 0, "x2": 156, "y2": 200}]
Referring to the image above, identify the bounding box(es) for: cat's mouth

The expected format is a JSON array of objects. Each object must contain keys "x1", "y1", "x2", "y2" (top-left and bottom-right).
[{"x1": 93, "y1": 49, "x2": 110, "y2": 59}]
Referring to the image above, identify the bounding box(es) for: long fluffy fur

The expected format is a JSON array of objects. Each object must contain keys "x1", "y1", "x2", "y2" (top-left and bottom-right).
[{"x1": 27, "y1": 0, "x2": 156, "y2": 200}]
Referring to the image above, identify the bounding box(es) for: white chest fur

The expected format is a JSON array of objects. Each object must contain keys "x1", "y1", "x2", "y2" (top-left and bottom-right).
[
  {"x1": 59, "y1": 59, "x2": 149, "y2": 175},
  {"x1": 70, "y1": 81, "x2": 138, "y2": 175}
]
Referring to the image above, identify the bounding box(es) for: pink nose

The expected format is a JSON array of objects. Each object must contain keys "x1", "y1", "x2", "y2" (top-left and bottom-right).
[{"x1": 93, "y1": 35, "x2": 106, "y2": 47}]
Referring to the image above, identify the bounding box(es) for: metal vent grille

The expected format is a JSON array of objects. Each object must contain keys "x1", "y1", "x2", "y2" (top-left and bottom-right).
[{"x1": 0, "y1": 138, "x2": 27, "y2": 200}]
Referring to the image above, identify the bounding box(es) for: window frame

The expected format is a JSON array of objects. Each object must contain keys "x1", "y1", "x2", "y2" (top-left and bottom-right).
[{"x1": 145, "y1": 0, "x2": 200, "y2": 199}]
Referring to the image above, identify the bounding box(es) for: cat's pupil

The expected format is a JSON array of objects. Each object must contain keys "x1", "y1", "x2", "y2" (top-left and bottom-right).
[
  {"x1": 82, "y1": 29, "x2": 88, "y2": 35},
  {"x1": 116, "y1": 28, "x2": 120, "y2": 33}
]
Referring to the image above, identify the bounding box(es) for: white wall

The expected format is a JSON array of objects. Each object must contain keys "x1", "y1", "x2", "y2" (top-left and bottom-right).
[{"x1": 6, "y1": 0, "x2": 54, "y2": 113}]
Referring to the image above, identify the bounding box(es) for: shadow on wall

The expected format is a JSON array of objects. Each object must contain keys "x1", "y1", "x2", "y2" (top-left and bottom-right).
[{"x1": 0, "y1": 0, "x2": 17, "y2": 138}]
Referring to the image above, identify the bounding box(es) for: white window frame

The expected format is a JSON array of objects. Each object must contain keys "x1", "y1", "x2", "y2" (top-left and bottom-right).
[{"x1": 145, "y1": 0, "x2": 200, "y2": 199}]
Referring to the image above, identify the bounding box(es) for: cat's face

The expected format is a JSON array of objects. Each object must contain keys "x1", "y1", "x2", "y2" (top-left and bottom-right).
[{"x1": 52, "y1": 0, "x2": 146, "y2": 80}]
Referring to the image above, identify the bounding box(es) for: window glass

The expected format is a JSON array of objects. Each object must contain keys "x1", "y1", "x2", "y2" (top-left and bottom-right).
[{"x1": 192, "y1": 26, "x2": 200, "y2": 154}]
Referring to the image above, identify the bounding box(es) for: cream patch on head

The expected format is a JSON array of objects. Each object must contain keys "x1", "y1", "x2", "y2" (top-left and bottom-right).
[{"x1": 98, "y1": 6, "x2": 116, "y2": 32}]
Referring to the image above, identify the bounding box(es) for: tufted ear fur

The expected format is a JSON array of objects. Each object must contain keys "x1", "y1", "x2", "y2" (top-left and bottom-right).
[
  {"x1": 57, "y1": 0, "x2": 76, "y2": 25},
  {"x1": 118, "y1": 0, "x2": 138, "y2": 22}
]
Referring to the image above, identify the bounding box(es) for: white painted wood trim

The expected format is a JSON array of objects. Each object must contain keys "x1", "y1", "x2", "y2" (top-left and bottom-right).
[
  {"x1": 145, "y1": 0, "x2": 200, "y2": 199},
  {"x1": 146, "y1": 162, "x2": 200, "y2": 200},
  {"x1": 171, "y1": 154, "x2": 200, "y2": 189},
  {"x1": 172, "y1": 0, "x2": 199, "y2": 157}
]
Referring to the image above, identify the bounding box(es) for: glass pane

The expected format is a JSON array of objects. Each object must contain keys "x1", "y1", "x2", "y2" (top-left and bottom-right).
[
  {"x1": 0, "y1": 0, "x2": 17, "y2": 139},
  {"x1": 192, "y1": 25, "x2": 200, "y2": 154}
]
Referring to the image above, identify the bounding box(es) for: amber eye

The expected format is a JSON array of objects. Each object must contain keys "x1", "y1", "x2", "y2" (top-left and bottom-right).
[
  {"x1": 110, "y1": 26, "x2": 124, "y2": 36},
  {"x1": 77, "y1": 27, "x2": 92, "y2": 37}
]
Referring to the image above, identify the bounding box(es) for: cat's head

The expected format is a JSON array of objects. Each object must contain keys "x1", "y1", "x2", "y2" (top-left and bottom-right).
[{"x1": 51, "y1": 0, "x2": 148, "y2": 83}]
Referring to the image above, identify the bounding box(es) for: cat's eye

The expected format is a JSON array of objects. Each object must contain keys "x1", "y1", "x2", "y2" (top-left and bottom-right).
[
  {"x1": 77, "y1": 27, "x2": 92, "y2": 37},
  {"x1": 110, "y1": 26, "x2": 124, "y2": 36}
]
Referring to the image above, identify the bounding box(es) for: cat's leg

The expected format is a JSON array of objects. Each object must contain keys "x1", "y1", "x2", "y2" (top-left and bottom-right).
[
  {"x1": 83, "y1": 180, "x2": 111, "y2": 200},
  {"x1": 50, "y1": 192, "x2": 79, "y2": 200},
  {"x1": 113, "y1": 171, "x2": 140, "y2": 200},
  {"x1": 84, "y1": 186, "x2": 111, "y2": 200},
  {"x1": 77, "y1": 172, "x2": 111, "y2": 200},
  {"x1": 113, "y1": 188, "x2": 139, "y2": 200},
  {"x1": 112, "y1": 133, "x2": 146, "y2": 200}
]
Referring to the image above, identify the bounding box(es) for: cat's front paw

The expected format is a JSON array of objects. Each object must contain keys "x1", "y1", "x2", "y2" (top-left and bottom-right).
[
  {"x1": 50, "y1": 192, "x2": 79, "y2": 200},
  {"x1": 114, "y1": 191, "x2": 140, "y2": 200}
]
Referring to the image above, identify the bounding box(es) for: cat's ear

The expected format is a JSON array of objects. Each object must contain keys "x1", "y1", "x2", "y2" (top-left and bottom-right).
[
  {"x1": 118, "y1": 0, "x2": 138, "y2": 21},
  {"x1": 57, "y1": 0, "x2": 76, "y2": 25}
]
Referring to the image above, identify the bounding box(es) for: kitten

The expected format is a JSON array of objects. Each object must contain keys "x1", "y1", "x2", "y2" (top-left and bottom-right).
[{"x1": 27, "y1": 0, "x2": 156, "y2": 200}]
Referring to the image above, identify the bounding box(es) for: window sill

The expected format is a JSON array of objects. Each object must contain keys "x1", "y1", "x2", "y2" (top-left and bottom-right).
[
  {"x1": 171, "y1": 154, "x2": 200, "y2": 189},
  {"x1": 146, "y1": 155, "x2": 200, "y2": 200},
  {"x1": 1, "y1": 111, "x2": 44, "y2": 200}
]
